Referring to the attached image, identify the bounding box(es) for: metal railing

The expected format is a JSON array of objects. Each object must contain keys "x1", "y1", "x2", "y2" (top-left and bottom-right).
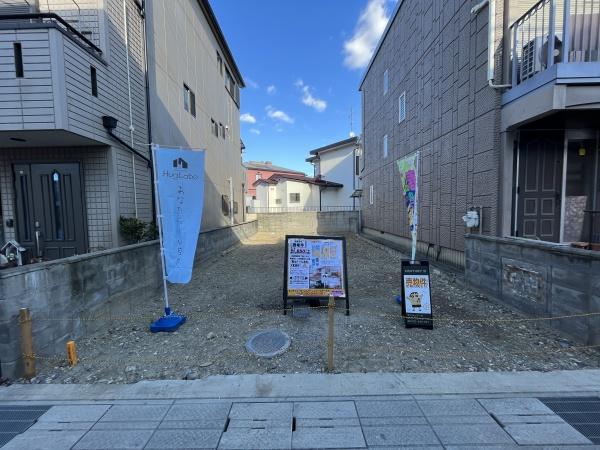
[
  {"x1": 0, "y1": 13, "x2": 102, "y2": 56},
  {"x1": 509, "y1": 0, "x2": 600, "y2": 87},
  {"x1": 247, "y1": 206, "x2": 359, "y2": 214}
]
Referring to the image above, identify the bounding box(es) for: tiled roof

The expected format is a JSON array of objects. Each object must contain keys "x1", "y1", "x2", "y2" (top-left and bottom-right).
[{"x1": 253, "y1": 173, "x2": 343, "y2": 188}]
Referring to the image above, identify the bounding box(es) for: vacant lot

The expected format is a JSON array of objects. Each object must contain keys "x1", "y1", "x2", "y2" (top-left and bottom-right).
[{"x1": 30, "y1": 233, "x2": 600, "y2": 384}]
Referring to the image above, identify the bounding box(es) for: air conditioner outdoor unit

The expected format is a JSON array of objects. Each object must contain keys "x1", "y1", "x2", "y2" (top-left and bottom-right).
[{"x1": 520, "y1": 36, "x2": 545, "y2": 81}]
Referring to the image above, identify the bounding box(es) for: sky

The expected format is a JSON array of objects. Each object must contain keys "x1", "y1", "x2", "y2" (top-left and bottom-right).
[{"x1": 211, "y1": 0, "x2": 396, "y2": 174}]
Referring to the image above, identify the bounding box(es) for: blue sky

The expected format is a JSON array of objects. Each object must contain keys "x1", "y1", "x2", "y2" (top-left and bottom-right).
[{"x1": 211, "y1": 0, "x2": 395, "y2": 174}]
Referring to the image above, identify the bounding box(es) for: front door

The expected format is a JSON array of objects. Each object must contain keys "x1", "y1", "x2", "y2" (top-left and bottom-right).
[
  {"x1": 516, "y1": 131, "x2": 563, "y2": 242},
  {"x1": 14, "y1": 163, "x2": 87, "y2": 260}
]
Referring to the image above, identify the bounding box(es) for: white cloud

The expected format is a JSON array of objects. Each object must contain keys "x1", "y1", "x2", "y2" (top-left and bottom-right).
[
  {"x1": 343, "y1": 0, "x2": 391, "y2": 70},
  {"x1": 295, "y1": 80, "x2": 327, "y2": 112},
  {"x1": 266, "y1": 105, "x2": 294, "y2": 124},
  {"x1": 250, "y1": 128, "x2": 260, "y2": 135},
  {"x1": 267, "y1": 85, "x2": 277, "y2": 95},
  {"x1": 240, "y1": 113, "x2": 256, "y2": 124},
  {"x1": 245, "y1": 77, "x2": 259, "y2": 89}
]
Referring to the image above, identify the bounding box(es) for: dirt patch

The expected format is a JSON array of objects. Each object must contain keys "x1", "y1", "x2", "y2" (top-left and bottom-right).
[{"x1": 25, "y1": 233, "x2": 600, "y2": 384}]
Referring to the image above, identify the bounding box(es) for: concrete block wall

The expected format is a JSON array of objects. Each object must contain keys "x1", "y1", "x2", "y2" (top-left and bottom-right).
[
  {"x1": 0, "y1": 241, "x2": 161, "y2": 379},
  {"x1": 0, "y1": 220, "x2": 258, "y2": 379},
  {"x1": 256, "y1": 211, "x2": 359, "y2": 235},
  {"x1": 465, "y1": 234, "x2": 600, "y2": 345}
]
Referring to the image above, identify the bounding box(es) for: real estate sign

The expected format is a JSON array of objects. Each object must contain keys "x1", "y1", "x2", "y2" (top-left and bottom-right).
[
  {"x1": 283, "y1": 235, "x2": 349, "y2": 314},
  {"x1": 401, "y1": 260, "x2": 433, "y2": 329}
]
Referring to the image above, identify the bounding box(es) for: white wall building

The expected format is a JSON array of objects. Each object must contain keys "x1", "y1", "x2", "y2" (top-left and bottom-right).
[
  {"x1": 306, "y1": 136, "x2": 361, "y2": 210},
  {"x1": 254, "y1": 174, "x2": 343, "y2": 212}
]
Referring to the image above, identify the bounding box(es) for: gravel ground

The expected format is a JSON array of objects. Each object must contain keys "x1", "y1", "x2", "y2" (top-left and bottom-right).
[{"x1": 26, "y1": 232, "x2": 600, "y2": 384}]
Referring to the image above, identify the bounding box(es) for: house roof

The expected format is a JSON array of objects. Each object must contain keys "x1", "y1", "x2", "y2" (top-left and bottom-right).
[
  {"x1": 253, "y1": 173, "x2": 343, "y2": 188},
  {"x1": 243, "y1": 161, "x2": 305, "y2": 174},
  {"x1": 358, "y1": 0, "x2": 404, "y2": 91},
  {"x1": 308, "y1": 136, "x2": 358, "y2": 156},
  {"x1": 198, "y1": 0, "x2": 245, "y2": 87}
]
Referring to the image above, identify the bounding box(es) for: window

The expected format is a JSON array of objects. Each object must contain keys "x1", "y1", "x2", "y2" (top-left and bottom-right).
[
  {"x1": 398, "y1": 91, "x2": 406, "y2": 123},
  {"x1": 383, "y1": 69, "x2": 388, "y2": 95},
  {"x1": 13, "y1": 43, "x2": 23, "y2": 78},
  {"x1": 289, "y1": 193, "x2": 300, "y2": 203},
  {"x1": 369, "y1": 185, "x2": 374, "y2": 205},
  {"x1": 383, "y1": 134, "x2": 388, "y2": 158},
  {"x1": 355, "y1": 155, "x2": 360, "y2": 176},
  {"x1": 90, "y1": 66, "x2": 98, "y2": 97},
  {"x1": 183, "y1": 84, "x2": 195, "y2": 116},
  {"x1": 255, "y1": 173, "x2": 262, "y2": 181},
  {"x1": 211, "y1": 119, "x2": 218, "y2": 137},
  {"x1": 275, "y1": 198, "x2": 282, "y2": 205},
  {"x1": 190, "y1": 90, "x2": 196, "y2": 117},
  {"x1": 216, "y1": 51, "x2": 223, "y2": 75},
  {"x1": 219, "y1": 123, "x2": 225, "y2": 139}
]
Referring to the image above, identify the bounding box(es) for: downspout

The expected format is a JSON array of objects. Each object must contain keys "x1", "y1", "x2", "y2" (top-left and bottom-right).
[
  {"x1": 138, "y1": 0, "x2": 156, "y2": 225},
  {"x1": 472, "y1": 0, "x2": 511, "y2": 89},
  {"x1": 123, "y1": 0, "x2": 138, "y2": 217}
]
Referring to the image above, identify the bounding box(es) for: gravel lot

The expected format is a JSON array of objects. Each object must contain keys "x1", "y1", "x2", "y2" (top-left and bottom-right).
[{"x1": 28, "y1": 232, "x2": 600, "y2": 384}]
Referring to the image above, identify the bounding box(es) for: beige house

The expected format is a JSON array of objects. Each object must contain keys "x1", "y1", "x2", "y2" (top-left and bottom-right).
[{"x1": 0, "y1": 0, "x2": 244, "y2": 261}]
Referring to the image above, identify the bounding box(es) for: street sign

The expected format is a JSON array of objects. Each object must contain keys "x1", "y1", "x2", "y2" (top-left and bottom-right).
[
  {"x1": 401, "y1": 260, "x2": 433, "y2": 329},
  {"x1": 283, "y1": 235, "x2": 349, "y2": 315}
]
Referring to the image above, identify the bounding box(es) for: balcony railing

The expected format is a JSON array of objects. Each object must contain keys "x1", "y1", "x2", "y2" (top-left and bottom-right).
[
  {"x1": 509, "y1": 0, "x2": 600, "y2": 87},
  {"x1": 0, "y1": 13, "x2": 102, "y2": 57}
]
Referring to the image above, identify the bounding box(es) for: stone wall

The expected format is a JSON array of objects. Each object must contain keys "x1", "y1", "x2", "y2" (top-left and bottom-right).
[
  {"x1": 0, "y1": 220, "x2": 258, "y2": 379},
  {"x1": 256, "y1": 211, "x2": 359, "y2": 235},
  {"x1": 465, "y1": 234, "x2": 600, "y2": 345}
]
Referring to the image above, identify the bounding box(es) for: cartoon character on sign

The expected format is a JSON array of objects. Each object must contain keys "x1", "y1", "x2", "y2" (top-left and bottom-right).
[
  {"x1": 408, "y1": 291, "x2": 422, "y2": 308},
  {"x1": 397, "y1": 154, "x2": 418, "y2": 231}
]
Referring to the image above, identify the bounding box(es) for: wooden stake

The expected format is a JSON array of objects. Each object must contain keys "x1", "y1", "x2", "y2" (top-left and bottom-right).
[
  {"x1": 66, "y1": 340, "x2": 78, "y2": 367},
  {"x1": 327, "y1": 296, "x2": 335, "y2": 372},
  {"x1": 18, "y1": 308, "x2": 35, "y2": 379}
]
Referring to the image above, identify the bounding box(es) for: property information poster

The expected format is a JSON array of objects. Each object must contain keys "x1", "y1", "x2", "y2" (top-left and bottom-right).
[
  {"x1": 286, "y1": 237, "x2": 346, "y2": 298},
  {"x1": 401, "y1": 260, "x2": 433, "y2": 329}
]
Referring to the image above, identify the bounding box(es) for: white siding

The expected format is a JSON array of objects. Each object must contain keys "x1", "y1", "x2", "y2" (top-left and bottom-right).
[{"x1": 316, "y1": 144, "x2": 357, "y2": 208}]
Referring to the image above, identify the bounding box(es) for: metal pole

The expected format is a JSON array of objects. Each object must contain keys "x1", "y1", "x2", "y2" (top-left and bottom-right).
[
  {"x1": 151, "y1": 144, "x2": 171, "y2": 315},
  {"x1": 19, "y1": 308, "x2": 35, "y2": 379},
  {"x1": 327, "y1": 296, "x2": 335, "y2": 372},
  {"x1": 228, "y1": 177, "x2": 234, "y2": 226},
  {"x1": 412, "y1": 152, "x2": 420, "y2": 262},
  {"x1": 563, "y1": 0, "x2": 571, "y2": 62},
  {"x1": 547, "y1": 0, "x2": 557, "y2": 68}
]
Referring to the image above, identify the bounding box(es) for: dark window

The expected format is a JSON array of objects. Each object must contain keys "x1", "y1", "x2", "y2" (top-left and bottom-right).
[
  {"x1": 217, "y1": 51, "x2": 223, "y2": 75},
  {"x1": 289, "y1": 193, "x2": 300, "y2": 203},
  {"x1": 183, "y1": 84, "x2": 194, "y2": 114},
  {"x1": 221, "y1": 194, "x2": 230, "y2": 215},
  {"x1": 13, "y1": 42, "x2": 23, "y2": 78},
  {"x1": 211, "y1": 119, "x2": 218, "y2": 137},
  {"x1": 355, "y1": 155, "x2": 360, "y2": 175},
  {"x1": 90, "y1": 66, "x2": 98, "y2": 97},
  {"x1": 219, "y1": 123, "x2": 225, "y2": 139},
  {"x1": 190, "y1": 90, "x2": 196, "y2": 117}
]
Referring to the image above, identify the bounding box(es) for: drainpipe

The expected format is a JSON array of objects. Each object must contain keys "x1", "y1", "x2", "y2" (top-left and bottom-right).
[
  {"x1": 136, "y1": 0, "x2": 157, "y2": 226},
  {"x1": 122, "y1": 0, "x2": 139, "y2": 218},
  {"x1": 472, "y1": 0, "x2": 512, "y2": 89}
]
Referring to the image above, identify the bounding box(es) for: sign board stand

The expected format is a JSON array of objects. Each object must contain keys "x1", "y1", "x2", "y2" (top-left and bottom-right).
[
  {"x1": 283, "y1": 235, "x2": 350, "y2": 316},
  {"x1": 401, "y1": 260, "x2": 433, "y2": 329}
]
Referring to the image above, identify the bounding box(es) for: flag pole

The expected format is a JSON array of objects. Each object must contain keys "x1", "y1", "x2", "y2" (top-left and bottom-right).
[
  {"x1": 151, "y1": 144, "x2": 171, "y2": 316},
  {"x1": 411, "y1": 151, "x2": 419, "y2": 263}
]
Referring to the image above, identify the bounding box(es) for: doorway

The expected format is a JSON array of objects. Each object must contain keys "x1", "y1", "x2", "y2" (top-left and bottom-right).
[
  {"x1": 13, "y1": 163, "x2": 87, "y2": 260},
  {"x1": 516, "y1": 131, "x2": 563, "y2": 242}
]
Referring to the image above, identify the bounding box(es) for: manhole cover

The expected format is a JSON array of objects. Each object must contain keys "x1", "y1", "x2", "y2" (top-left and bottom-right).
[{"x1": 246, "y1": 330, "x2": 291, "y2": 358}]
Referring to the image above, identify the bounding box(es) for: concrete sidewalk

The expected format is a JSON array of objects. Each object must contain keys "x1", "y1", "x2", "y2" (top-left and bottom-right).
[{"x1": 1, "y1": 370, "x2": 600, "y2": 449}]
